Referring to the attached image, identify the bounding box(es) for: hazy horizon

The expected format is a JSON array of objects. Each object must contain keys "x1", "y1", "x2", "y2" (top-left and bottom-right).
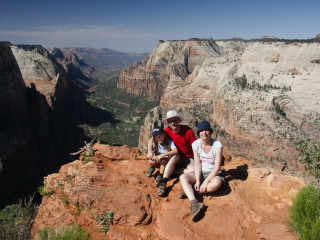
[{"x1": 1, "y1": 0, "x2": 319, "y2": 53}]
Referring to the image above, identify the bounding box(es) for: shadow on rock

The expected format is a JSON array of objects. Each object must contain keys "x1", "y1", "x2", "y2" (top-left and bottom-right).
[
  {"x1": 225, "y1": 164, "x2": 249, "y2": 181},
  {"x1": 85, "y1": 104, "x2": 120, "y2": 127},
  {"x1": 203, "y1": 165, "x2": 249, "y2": 198},
  {"x1": 165, "y1": 178, "x2": 180, "y2": 196},
  {"x1": 194, "y1": 206, "x2": 208, "y2": 222}
]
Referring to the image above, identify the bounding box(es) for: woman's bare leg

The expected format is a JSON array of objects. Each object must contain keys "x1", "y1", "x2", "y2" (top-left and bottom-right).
[{"x1": 206, "y1": 176, "x2": 222, "y2": 193}]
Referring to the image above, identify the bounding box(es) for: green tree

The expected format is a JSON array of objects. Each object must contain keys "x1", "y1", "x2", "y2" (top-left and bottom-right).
[{"x1": 289, "y1": 185, "x2": 320, "y2": 240}]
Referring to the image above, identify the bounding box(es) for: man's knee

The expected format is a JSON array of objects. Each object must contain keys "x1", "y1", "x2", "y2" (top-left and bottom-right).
[
  {"x1": 168, "y1": 155, "x2": 179, "y2": 166},
  {"x1": 179, "y1": 173, "x2": 187, "y2": 182},
  {"x1": 171, "y1": 154, "x2": 179, "y2": 163}
]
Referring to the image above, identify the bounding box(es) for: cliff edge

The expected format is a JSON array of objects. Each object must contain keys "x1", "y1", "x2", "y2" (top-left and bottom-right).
[
  {"x1": 31, "y1": 143, "x2": 305, "y2": 240},
  {"x1": 0, "y1": 43, "x2": 90, "y2": 207}
]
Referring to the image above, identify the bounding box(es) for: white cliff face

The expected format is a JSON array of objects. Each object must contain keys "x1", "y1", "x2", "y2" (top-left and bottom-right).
[
  {"x1": 237, "y1": 42, "x2": 320, "y2": 114},
  {"x1": 160, "y1": 41, "x2": 320, "y2": 129},
  {"x1": 11, "y1": 45, "x2": 63, "y2": 106},
  {"x1": 10, "y1": 44, "x2": 90, "y2": 122},
  {"x1": 118, "y1": 40, "x2": 222, "y2": 101},
  {"x1": 134, "y1": 40, "x2": 320, "y2": 168}
]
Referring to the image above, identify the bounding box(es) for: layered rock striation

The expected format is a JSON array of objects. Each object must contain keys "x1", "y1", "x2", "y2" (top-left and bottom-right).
[
  {"x1": 118, "y1": 40, "x2": 221, "y2": 101},
  {"x1": 120, "y1": 39, "x2": 320, "y2": 170},
  {"x1": 0, "y1": 43, "x2": 90, "y2": 207}
]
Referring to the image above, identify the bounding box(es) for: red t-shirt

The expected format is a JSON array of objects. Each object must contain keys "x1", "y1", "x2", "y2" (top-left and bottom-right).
[{"x1": 164, "y1": 125, "x2": 197, "y2": 158}]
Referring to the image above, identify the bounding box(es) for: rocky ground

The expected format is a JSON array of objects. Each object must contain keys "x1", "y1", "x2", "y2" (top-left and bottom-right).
[{"x1": 31, "y1": 143, "x2": 305, "y2": 240}]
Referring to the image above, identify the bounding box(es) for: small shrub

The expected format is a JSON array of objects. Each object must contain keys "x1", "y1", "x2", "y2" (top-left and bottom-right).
[
  {"x1": 37, "y1": 225, "x2": 89, "y2": 240},
  {"x1": 0, "y1": 195, "x2": 38, "y2": 240},
  {"x1": 295, "y1": 138, "x2": 320, "y2": 188},
  {"x1": 234, "y1": 74, "x2": 248, "y2": 89},
  {"x1": 289, "y1": 185, "x2": 320, "y2": 240},
  {"x1": 38, "y1": 184, "x2": 53, "y2": 196},
  {"x1": 95, "y1": 211, "x2": 113, "y2": 234},
  {"x1": 60, "y1": 191, "x2": 69, "y2": 206},
  {"x1": 81, "y1": 156, "x2": 92, "y2": 164},
  {"x1": 275, "y1": 105, "x2": 287, "y2": 118}
]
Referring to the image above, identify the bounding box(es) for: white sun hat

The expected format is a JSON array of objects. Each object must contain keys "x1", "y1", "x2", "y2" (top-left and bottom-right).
[{"x1": 162, "y1": 110, "x2": 184, "y2": 125}]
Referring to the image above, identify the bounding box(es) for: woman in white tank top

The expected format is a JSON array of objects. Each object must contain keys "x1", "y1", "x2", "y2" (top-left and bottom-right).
[{"x1": 179, "y1": 121, "x2": 224, "y2": 221}]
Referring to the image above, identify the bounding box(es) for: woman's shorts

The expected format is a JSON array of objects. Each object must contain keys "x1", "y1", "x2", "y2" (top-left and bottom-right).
[{"x1": 201, "y1": 171, "x2": 226, "y2": 188}]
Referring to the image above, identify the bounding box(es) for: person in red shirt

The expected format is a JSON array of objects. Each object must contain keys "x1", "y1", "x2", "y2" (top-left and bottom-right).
[{"x1": 147, "y1": 110, "x2": 197, "y2": 197}]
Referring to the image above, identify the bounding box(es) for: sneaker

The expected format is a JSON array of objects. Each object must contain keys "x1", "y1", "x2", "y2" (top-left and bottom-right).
[
  {"x1": 157, "y1": 182, "x2": 166, "y2": 196},
  {"x1": 154, "y1": 174, "x2": 163, "y2": 186},
  {"x1": 146, "y1": 167, "x2": 155, "y2": 177},
  {"x1": 191, "y1": 202, "x2": 204, "y2": 221},
  {"x1": 179, "y1": 190, "x2": 187, "y2": 199}
]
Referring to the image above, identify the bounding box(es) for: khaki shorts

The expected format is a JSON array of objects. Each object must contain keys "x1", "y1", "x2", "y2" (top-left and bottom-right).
[{"x1": 202, "y1": 171, "x2": 226, "y2": 187}]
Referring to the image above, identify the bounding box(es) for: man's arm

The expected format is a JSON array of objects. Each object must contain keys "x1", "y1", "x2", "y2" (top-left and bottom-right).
[{"x1": 186, "y1": 128, "x2": 197, "y2": 145}]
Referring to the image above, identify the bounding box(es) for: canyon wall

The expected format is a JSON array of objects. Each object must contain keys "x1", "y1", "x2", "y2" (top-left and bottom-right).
[
  {"x1": 11, "y1": 44, "x2": 91, "y2": 122},
  {"x1": 120, "y1": 39, "x2": 320, "y2": 170},
  {"x1": 118, "y1": 40, "x2": 220, "y2": 101},
  {"x1": 0, "y1": 43, "x2": 90, "y2": 207}
]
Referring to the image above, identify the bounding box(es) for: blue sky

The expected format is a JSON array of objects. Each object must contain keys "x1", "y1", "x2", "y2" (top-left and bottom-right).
[{"x1": 0, "y1": 0, "x2": 319, "y2": 53}]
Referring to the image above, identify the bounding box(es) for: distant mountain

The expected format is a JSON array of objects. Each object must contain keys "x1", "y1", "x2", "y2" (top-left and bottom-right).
[
  {"x1": 48, "y1": 47, "x2": 148, "y2": 90},
  {"x1": 50, "y1": 47, "x2": 95, "y2": 89},
  {"x1": 58, "y1": 47, "x2": 148, "y2": 80}
]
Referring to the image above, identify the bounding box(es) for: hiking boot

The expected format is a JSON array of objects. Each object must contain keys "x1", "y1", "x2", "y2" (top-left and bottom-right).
[
  {"x1": 154, "y1": 174, "x2": 163, "y2": 186},
  {"x1": 146, "y1": 167, "x2": 155, "y2": 177},
  {"x1": 179, "y1": 190, "x2": 187, "y2": 199},
  {"x1": 191, "y1": 202, "x2": 204, "y2": 221},
  {"x1": 157, "y1": 182, "x2": 167, "y2": 196}
]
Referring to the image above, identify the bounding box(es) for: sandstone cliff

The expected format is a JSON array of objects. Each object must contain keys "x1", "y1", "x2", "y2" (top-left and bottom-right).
[
  {"x1": 11, "y1": 44, "x2": 91, "y2": 122},
  {"x1": 0, "y1": 43, "x2": 90, "y2": 207},
  {"x1": 31, "y1": 143, "x2": 305, "y2": 239},
  {"x1": 118, "y1": 40, "x2": 220, "y2": 101},
  {"x1": 50, "y1": 47, "x2": 95, "y2": 89},
  {"x1": 119, "y1": 39, "x2": 320, "y2": 170}
]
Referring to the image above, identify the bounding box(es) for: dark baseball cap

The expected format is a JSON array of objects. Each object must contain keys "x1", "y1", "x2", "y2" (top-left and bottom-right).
[{"x1": 152, "y1": 126, "x2": 165, "y2": 136}]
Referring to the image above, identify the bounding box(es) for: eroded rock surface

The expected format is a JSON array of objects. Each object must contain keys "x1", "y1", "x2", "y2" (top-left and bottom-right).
[{"x1": 32, "y1": 143, "x2": 305, "y2": 239}]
